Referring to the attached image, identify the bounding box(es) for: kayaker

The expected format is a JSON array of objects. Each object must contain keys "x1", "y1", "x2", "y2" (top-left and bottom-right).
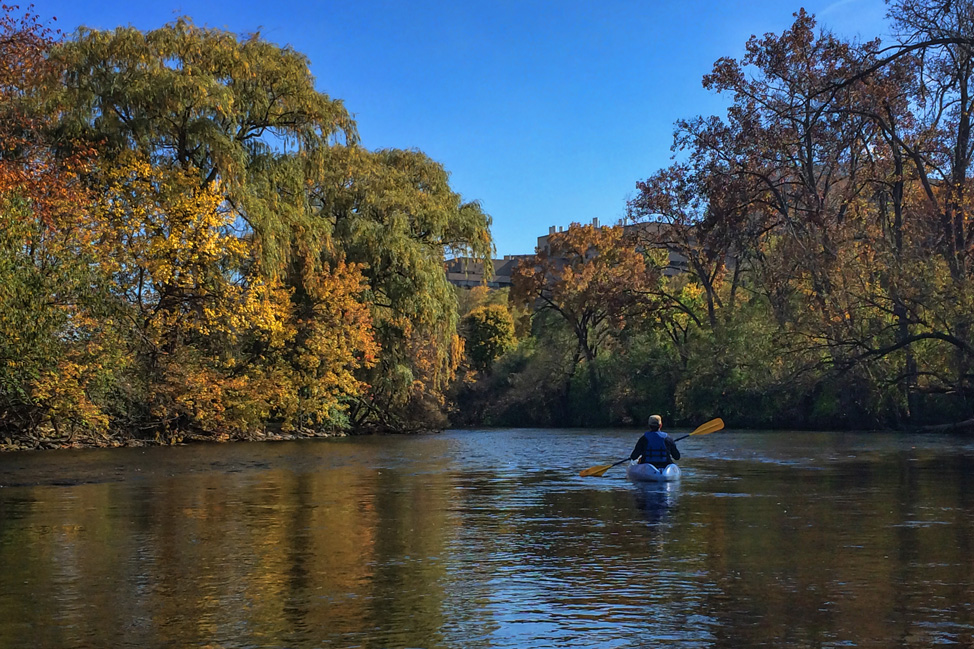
[{"x1": 630, "y1": 414, "x2": 681, "y2": 470}]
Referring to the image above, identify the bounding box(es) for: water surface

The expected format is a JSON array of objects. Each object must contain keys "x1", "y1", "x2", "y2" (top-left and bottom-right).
[{"x1": 1, "y1": 428, "x2": 973, "y2": 648}]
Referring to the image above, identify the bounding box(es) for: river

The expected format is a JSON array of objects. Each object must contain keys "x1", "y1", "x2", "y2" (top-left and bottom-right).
[{"x1": 1, "y1": 428, "x2": 973, "y2": 648}]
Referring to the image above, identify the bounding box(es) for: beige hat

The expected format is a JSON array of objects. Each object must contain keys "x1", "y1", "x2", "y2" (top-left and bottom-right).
[{"x1": 648, "y1": 414, "x2": 662, "y2": 428}]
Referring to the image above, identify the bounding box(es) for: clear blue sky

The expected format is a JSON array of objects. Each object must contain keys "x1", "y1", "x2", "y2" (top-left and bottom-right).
[{"x1": 31, "y1": 0, "x2": 890, "y2": 258}]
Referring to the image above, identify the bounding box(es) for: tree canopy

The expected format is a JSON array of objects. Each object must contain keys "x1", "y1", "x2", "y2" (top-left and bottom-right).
[
  {"x1": 456, "y1": 1, "x2": 974, "y2": 432},
  {"x1": 0, "y1": 9, "x2": 492, "y2": 447},
  {"x1": 6, "y1": 1, "x2": 974, "y2": 447}
]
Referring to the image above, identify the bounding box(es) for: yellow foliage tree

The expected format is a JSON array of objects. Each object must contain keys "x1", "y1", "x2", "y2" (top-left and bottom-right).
[{"x1": 92, "y1": 153, "x2": 376, "y2": 439}]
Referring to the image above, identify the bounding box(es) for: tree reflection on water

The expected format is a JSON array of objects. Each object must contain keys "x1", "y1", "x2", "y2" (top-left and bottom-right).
[{"x1": 1, "y1": 429, "x2": 973, "y2": 648}]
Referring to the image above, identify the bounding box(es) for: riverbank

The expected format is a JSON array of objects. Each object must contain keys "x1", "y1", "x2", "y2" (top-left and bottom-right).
[
  {"x1": 5, "y1": 416, "x2": 973, "y2": 453},
  {"x1": 0, "y1": 428, "x2": 350, "y2": 453}
]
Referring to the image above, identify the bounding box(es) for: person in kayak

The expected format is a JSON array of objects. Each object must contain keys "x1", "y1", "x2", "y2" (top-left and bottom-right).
[{"x1": 630, "y1": 414, "x2": 681, "y2": 469}]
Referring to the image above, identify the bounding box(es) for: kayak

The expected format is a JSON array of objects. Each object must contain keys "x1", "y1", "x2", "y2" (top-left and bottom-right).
[{"x1": 626, "y1": 461, "x2": 681, "y2": 482}]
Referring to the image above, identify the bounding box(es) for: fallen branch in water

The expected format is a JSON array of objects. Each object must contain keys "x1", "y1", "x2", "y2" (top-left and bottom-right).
[{"x1": 914, "y1": 418, "x2": 974, "y2": 434}]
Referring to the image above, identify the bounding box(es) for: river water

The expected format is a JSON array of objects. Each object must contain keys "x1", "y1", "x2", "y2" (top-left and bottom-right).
[{"x1": 1, "y1": 428, "x2": 973, "y2": 648}]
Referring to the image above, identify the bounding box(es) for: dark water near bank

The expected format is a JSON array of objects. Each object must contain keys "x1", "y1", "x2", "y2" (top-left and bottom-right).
[{"x1": 1, "y1": 428, "x2": 973, "y2": 648}]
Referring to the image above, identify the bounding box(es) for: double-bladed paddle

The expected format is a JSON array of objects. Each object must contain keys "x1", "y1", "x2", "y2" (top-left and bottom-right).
[{"x1": 578, "y1": 417, "x2": 725, "y2": 478}]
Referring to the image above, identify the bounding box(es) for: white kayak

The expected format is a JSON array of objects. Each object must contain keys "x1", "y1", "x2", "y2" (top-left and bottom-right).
[{"x1": 626, "y1": 461, "x2": 681, "y2": 482}]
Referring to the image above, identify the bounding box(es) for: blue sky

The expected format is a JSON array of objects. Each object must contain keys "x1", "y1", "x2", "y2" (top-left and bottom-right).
[{"x1": 32, "y1": 0, "x2": 890, "y2": 257}]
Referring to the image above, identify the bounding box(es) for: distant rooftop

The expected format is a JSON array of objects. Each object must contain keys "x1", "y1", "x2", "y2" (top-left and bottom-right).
[
  {"x1": 445, "y1": 218, "x2": 693, "y2": 289},
  {"x1": 445, "y1": 255, "x2": 532, "y2": 289}
]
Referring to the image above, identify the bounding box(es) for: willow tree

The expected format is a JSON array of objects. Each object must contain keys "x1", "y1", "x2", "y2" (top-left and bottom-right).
[
  {"x1": 52, "y1": 18, "x2": 356, "y2": 261},
  {"x1": 47, "y1": 20, "x2": 373, "y2": 437},
  {"x1": 51, "y1": 19, "x2": 491, "y2": 435},
  {"x1": 316, "y1": 146, "x2": 493, "y2": 431}
]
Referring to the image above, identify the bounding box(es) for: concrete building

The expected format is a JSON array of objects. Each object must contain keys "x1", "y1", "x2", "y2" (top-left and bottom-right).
[
  {"x1": 444, "y1": 218, "x2": 700, "y2": 291},
  {"x1": 444, "y1": 255, "x2": 532, "y2": 289},
  {"x1": 535, "y1": 218, "x2": 691, "y2": 277}
]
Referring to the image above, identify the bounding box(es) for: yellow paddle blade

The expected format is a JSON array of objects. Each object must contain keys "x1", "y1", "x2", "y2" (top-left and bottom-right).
[
  {"x1": 673, "y1": 418, "x2": 726, "y2": 443},
  {"x1": 579, "y1": 463, "x2": 614, "y2": 477},
  {"x1": 579, "y1": 457, "x2": 629, "y2": 477},
  {"x1": 689, "y1": 417, "x2": 724, "y2": 436}
]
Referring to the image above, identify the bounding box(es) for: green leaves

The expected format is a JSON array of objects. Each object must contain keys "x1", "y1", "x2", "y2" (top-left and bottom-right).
[
  {"x1": 0, "y1": 12, "x2": 494, "y2": 443},
  {"x1": 462, "y1": 305, "x2": 517, "y2": 373},
  {"x1": 322, "y1": 147, "x2": 492, "y2": 429}
]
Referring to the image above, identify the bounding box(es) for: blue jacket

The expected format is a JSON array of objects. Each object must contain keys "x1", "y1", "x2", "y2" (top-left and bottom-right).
[{"x1": 630, "y1": 430, "x2": 681, "y2": 468}]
